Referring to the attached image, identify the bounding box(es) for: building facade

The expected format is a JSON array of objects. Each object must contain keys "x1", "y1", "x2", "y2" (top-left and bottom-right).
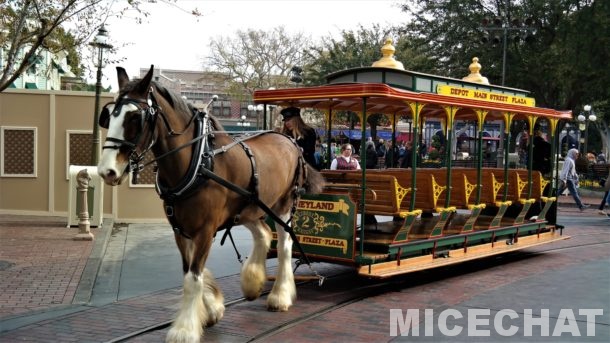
[
  {"x1": 138, "y1": 68, "x2": 262, "y2": 130},
  {"x1": 2, "y1": 47, "x2": 77, "y2": 90}
]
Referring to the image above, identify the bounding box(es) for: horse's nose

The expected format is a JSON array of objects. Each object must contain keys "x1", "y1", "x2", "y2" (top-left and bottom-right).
[
  {"x1": 99, "y1": 168, "x2": 117, "y2": 183},
  {"x1": 105, "y1": 169, "x2": 117, "y2": 179}
]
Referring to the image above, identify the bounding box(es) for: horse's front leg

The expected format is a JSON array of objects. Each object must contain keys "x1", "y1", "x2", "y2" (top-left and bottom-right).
[
  {"x1": 267, "y1": 212, "x2": 296, "y2": 311},
  {"x1": 167, "y1": 234, "x2": 224, "y2": 343}
]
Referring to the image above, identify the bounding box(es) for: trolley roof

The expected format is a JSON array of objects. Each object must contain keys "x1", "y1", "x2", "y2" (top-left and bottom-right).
[
  {"x1": 253, "y1": 82, "x2": 572, "y2": 121},
  {"x1": 254, "y1": 38, "x2": 571, "y2": 122}
]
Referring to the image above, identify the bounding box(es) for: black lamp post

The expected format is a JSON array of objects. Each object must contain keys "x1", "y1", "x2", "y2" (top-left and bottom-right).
[
  {"x1": 90, "y1": 24, "x2": 113, "y2": 165},
  {"x1": 237, "y1": 114, "x2": 251, "y2": 129},
  {"x1": 248, "y1": 104, "x2": 263, "y2": 129},
  {"x1": 481, "y1": 15, "x2": 535, "y2": 86},
  {"x1": 577, "y1": 105, "x2": 597, "y2": 155}
]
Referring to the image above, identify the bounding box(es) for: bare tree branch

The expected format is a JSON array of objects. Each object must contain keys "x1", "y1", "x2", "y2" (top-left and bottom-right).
[{"x1": 206, "y1": 26, "x2": 311, "y2": 96}]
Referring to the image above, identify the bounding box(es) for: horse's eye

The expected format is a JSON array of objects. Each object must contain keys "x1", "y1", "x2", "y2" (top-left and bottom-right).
[{"x1": 127, "y1": 112, "x2": 142, "y2": 125}]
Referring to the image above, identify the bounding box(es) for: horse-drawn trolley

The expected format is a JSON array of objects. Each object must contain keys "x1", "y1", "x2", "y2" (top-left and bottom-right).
[{"x1": 254, "y1": 42, "x2": 571, "y2": 279}]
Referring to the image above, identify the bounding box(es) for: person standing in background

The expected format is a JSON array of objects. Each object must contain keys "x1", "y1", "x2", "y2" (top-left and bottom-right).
[
  {"x1": 385, "y1": 140, "x2": 399, "y2": 168},
  {"x1": 598, "y1": 169, "x2": 610, "y2": 216},
  {"x1": 558, "y1": 148, "x2": 590, "y2": 211},
  {"x1": 400, "y1": 141, "x2": 414, "y2": 168},
  {"x1": 281, "y1": 107, "x2": 318, "y2": 169},
  {"x1": 365, "y1": 140, "x2": 378, "y2": 169},
  {"x1": 531, "y1": 123, "x2": 552, "y2": 175},
  {"x1": 376, "y1": 139, "x2": 387, "y2": 159}
]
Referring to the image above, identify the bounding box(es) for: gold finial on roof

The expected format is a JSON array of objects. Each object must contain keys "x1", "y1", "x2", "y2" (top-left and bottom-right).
[
  {"x1": 372, "y1": 38, "x2": 405, "y2": 70},
  {"x1": 462, "y1": 57, "x2": 490, "y2": 84}
]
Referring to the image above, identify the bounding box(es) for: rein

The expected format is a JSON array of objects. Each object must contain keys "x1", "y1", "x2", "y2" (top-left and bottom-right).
[
  {"x1": 137, "y1": 130, "x2": 271, "y2": 174},
  {"x1": 107, "y1": 90, "x2": 315, "y2": 269}
]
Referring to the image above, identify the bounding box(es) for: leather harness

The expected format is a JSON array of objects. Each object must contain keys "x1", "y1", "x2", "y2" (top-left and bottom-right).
[{"x1": 108, "y1": 90, "x2": 314, "y2": 267}]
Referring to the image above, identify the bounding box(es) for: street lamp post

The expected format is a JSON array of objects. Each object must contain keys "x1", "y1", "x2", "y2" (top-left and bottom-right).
[
  {"x1": 577, "y1": 104, "x2": 597, "y2": 156},
  {"x1": 248, "y1": 104, "x2": 263, "y2": 129},
  {"x1": 237, "y1": 114, "x2": 251, "y2": 128},
  {"x1": 90, "y1": 25, "x2": 113, "y2": 165},
  {"x1": 481, "y1": 15, "x2": 535, "y2": 86}
]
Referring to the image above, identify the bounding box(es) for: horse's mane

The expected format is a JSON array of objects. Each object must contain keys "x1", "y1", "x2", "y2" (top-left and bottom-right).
[{"x1": 120, "y1": 79, "x2": 225, "y2": 132}]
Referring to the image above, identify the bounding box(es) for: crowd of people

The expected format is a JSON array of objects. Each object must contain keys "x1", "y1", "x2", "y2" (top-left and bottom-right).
[{"x1": 280, "y1": 107, "x2": 608, "y2": 217}]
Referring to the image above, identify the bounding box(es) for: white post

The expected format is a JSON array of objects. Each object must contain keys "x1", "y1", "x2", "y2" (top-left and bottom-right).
[{"x1": 74, "y1": 169, "x2": 94, "y2": 241}]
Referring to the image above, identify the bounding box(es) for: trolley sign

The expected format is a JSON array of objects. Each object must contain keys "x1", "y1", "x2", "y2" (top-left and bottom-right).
[{"x1": 269, "y1": 193, "x2": 356, "y2": 261}]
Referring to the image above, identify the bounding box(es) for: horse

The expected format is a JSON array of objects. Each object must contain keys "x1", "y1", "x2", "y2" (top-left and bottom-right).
[{"x1": 97, "y1": 65, "x2": 324, "y2": 343}]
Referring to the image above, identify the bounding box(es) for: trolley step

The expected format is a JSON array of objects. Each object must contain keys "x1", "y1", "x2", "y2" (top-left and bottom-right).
[{"x1": 358, "y1": 231, "x2": 569, "y2": 278}]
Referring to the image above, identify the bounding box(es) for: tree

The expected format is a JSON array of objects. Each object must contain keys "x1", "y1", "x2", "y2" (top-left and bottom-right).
[
  {"x1": 303, "y1": 24, "x2": 433, "y2": 86},
  {"x1": 303, "y1": 25, "x2": 433, "y2": 138},
  {"x1": 0, "y1": 0, "x2": 201, "y2": 93},
  {"x1": 1, "y1": 0, "x2": 104, "y2": 92},
  {"x1": 206, "y1": 26, "x2": 312, "y2": 97},
  {"x1": 398, "y1": 0, "x2": 610, "y2": 155}
]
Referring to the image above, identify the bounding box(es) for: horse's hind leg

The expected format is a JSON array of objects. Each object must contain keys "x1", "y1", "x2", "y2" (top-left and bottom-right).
[
  {"x1": 202, "y1": 268, "x2": 224, "y2": 327},
  {"x1": 241, "y1": 220, "x2": 271, "y2": 300},
  {"x1": 267, "y1": 211, "x2": 296, "y2": 312}
]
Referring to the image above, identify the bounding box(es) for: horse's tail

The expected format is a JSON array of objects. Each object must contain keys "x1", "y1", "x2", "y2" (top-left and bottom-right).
[{"x1": 301, "y1": 162, "x2": 325, "y2": 195}]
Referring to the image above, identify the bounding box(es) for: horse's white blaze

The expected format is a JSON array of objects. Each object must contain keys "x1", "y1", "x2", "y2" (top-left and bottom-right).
[
  {"x1": 97, "y1": 103, "x2": 134, "y2": 184},
  {"x1": 267, "y1": 211, "x2": 296, "y2": 311},
  {"x1": 167, "y1": 271, "x2": 205, "y2": 343},
  {"x1": 241, "y1": 221, "x2": 271, "y2": 299}
]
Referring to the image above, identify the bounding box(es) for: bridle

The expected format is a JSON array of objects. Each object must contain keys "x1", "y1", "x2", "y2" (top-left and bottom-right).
[{"x1": 100, "y1": 86, "x2": 202, "y2": 182}]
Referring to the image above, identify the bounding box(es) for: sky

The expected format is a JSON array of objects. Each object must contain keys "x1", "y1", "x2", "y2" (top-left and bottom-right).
[{"x1": 98, "y1": 0, "x2": 408, "y2": 89}]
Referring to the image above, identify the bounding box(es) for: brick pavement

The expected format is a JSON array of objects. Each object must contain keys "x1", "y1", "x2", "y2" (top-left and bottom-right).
[
  {"x1": 266, "y1": 220, "x2": 610, "y2": 342},
  {"x1": 557, "y1": 191, "x2": 608, "y2": 212},
  {"x1": 0, "y1": 216, "x2": 93, "y2": 319},
  {"x1": 0, "y1": 190, "x2": 607, "y2": 340}
]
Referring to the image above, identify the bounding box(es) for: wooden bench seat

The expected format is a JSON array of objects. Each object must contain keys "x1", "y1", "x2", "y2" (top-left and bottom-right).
[
  {"x1": 591, "y1": 163, "x2": 609, "y2": 179},
  {"x1": 481, "y1": 168, "x2": 555, "y2": 225},
  {"x1": 509, "y1": 169, "x2": 555, "y2": 222},
  {"x1": 321, "y1": 171, "x2": 410, "y2": 217},
  {"x1": 371, "y1": 169, "x2": 447, "y2": 212},
  {"x1": 321, "y1": 170, "x2": 426, "y2": 243},
  {"x1": 369, "y1": 169, "x2": 455, "y2": 239}
]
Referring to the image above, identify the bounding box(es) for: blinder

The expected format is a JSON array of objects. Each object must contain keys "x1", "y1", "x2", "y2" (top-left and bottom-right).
[
  {"x1": 99, "y1": 98, "x2": 155, "y2": 130},
  {"x1": 98, "y1": 103, "x2": 113, "y2": 129}
]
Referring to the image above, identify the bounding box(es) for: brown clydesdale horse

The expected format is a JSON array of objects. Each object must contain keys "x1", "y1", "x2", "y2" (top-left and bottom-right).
[{"x1": 97, "y1": 66, "x2": 323, "y2": 343}]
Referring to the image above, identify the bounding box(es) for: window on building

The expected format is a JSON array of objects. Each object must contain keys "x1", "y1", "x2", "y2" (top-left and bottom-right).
[
  {"x1": 1, "y1": 127, "x2": 37, "y2": 177},
  {"x1": 66, "y1": 131, "x2": 92, "y2": 179}
]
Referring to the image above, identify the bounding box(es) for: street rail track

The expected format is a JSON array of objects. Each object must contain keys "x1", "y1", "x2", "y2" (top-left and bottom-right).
[{"x1": 103, "y1": 236, "x2": 609, "y2": 342}]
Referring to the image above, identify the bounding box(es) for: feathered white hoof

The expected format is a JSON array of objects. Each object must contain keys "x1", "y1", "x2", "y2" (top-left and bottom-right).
[
  {"x1": 241, "y1": 263, "x2": 266, "y2": 300},
  {"x1": 202, "y1": 269, "x2": 225, "y2": 327},
  {"x1": 267, "y1": 285, "x2": 296, "y2": 312},
  {"x1": 204, "y1": 302, "x2": 224, "y2": 327},
  {"x1": 166, "y1": 326, "x2": 201, "y2": 343}
]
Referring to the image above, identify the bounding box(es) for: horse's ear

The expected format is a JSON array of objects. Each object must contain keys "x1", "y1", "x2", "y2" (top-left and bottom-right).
[
  {"x1": 135, "y1": 65, "x2": 155, "y2": 95},
  {"x1": 116, "y1": 67, "x2": 129, "y2": 90}
]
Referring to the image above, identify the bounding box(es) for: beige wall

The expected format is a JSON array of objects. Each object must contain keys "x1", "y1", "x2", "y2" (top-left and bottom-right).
[{"x1": 0, "y1": 89, "x2": 167, "y2": 223}]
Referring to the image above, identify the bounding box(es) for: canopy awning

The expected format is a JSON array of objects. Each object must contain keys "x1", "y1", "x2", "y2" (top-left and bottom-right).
[{"x1": 253, "y1": 83, "x2": 572, "y2": 121}]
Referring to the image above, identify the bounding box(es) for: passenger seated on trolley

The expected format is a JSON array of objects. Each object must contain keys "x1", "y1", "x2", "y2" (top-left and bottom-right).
[{"x1": 330, "y1": 143, "x2": 361, "y2": 170}]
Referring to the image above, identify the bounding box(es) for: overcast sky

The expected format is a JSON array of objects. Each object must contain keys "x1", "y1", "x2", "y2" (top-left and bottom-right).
[{"x1": 99, "y1": 0, "x2": 408, "y2": 88}]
